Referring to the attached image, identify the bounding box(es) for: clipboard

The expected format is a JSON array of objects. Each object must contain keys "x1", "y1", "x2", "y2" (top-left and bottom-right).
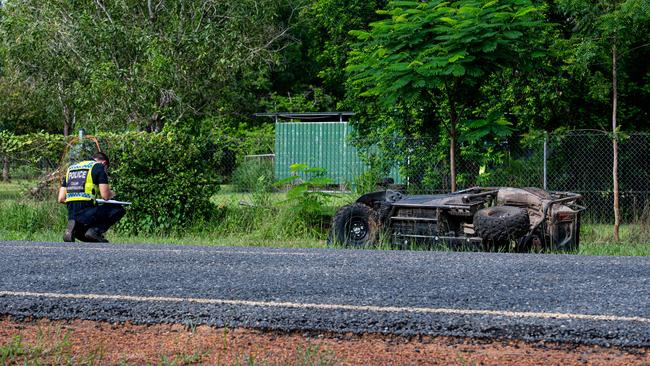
[{"x1": 96, "y1": 199, "x2": 132, "y2": 205}]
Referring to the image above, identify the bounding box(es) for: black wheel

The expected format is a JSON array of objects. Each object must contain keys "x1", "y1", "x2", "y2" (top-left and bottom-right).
[
  {"x1": 473, "y1": 206, "x2": 530, "y2": 250},
  {"x1": 327, "y1": 203, "x2": 379, "y2": 248}
]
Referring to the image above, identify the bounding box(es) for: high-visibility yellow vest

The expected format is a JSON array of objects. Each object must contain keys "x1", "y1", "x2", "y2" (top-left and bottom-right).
[{"x1": 65, "y1": 160, "x2": 99, "y2": 202}]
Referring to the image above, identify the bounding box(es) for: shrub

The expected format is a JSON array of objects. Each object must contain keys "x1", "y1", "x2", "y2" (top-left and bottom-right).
[
  {"x1": 107, "y1": 132, "x2": 221, "y2": 234},
  {"x1": 275, "y1": 164, "x2": 334, "y2": 228},
  {"x1": 9, "y1": 165, "x2": 41, "y2": 180},
  {"x1": 231, "y1": 159, "x2": 275, "y2": 192}
]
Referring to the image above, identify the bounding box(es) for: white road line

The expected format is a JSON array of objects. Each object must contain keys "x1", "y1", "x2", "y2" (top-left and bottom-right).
[
  {"x1": 0, "y1": 245, "x2": 315, "y2": 257},
  {"x1": 1, "y1": 291, "x2": 648, "y2": 324}
]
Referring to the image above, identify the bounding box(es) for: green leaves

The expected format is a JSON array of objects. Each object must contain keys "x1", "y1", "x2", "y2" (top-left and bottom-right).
[
  {"x1": 1, "y1": 0, "x2": 291, "y2": 133},
  {"x1": 348, "y1": 0, "x2": 546, "y2": 108},
  {"x1": 461, "y1": 115, "x2": 515, "y2": 143},
  {"x1": 0, "y1": 131, "x2": 23, "y2": 156},
  {"x1": 274, "y1": 164, "x2": 334, "y2": 225},
  {"x1": 108, "y1": 132, "x2": 221, "y2": 235},
  {"x1": 556, "y1": 0, "x2": 650, "y2": 129},
  {"x1": 448, "y1": 52, "x2": 466, "y2": 62},
  {"x1": 448, "y1": 64, "x2": 466, "y2": 76},
  {"x1": 515, "y1": 6, "x2": 537, "y2": 17},
  {"x1": 346, "y1": 0, "x2": 546, "y2": 190},
  {"x1": 502, "y1": 31, "x2": 523, "y2": 39}
]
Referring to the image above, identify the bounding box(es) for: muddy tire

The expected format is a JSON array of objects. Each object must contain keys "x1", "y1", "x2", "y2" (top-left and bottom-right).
[
  {"x1": 474, "y1": 206, "x2": 530, "y2": 249},
  {"x1": 327, "y1": 203, "x2": 379, "y2": 248}
]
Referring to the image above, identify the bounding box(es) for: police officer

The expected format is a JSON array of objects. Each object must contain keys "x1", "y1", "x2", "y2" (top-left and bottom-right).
[{"x1": 58, "y1": 152, "x2": 125, "y2": 242}]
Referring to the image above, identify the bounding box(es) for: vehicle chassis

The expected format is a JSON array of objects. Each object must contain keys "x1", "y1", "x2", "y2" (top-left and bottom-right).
[{"x1": 331, "y1": 187, "x2": 585, "y2": 252}]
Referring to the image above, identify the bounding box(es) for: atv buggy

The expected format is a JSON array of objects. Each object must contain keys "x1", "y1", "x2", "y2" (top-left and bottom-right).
[{"x1": 328, "y1": 187, "x2": 585, "y2": 252}]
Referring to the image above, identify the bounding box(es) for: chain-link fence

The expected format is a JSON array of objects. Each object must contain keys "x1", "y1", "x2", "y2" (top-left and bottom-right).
[
  {"x1": 2, "y1": 130, "x2": 647, "y2": 225},
  {"x1": 346, "y1": 131, "x2": 649, "y2": 224},
  {"x1": 546, "y1": 132, "x2": 650, "y2": 223},
  {"x1": 215, "y1": 134, "x2": 275, "y2": 192}
]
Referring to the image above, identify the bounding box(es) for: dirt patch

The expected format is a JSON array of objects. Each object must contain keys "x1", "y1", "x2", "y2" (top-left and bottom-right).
[{"x1": 0, "y1": 317, "x2": 647, "y2": 365}]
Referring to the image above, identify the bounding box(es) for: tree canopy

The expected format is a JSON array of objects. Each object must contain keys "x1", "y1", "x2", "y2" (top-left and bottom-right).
[
  {"x1": 346, "y1": 0, "x2": 546, "y2": 190},
  {"x1": 0, "y1": 0, "x2": 648, "y2": 189},
  {"x1": 0, "y1": 0, "x2": 294, "y2": 135}
]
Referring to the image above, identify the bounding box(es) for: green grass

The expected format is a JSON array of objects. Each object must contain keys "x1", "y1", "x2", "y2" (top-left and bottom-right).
[
  {"x1": 0, "y1": 182, "x2": 334, "y2": 247},
  {"x1": 579, "y1": 223, "x2": 650, "y2": 256},
  {"x1": 0, "y1": 332, "x2": 105, "y2": 366},
  {"x1": 111, "y1": 235, "x2": 324, "y2": 248},
  {"x1": 579, "y1": 241, "x2": 650, "y2": 256},
  {"x1": 0, "y1": 333, "x2": 200, "y2": 365},
  {"x1": 0, "y1": 331, "x2": 338, "y2": 366},
  {"x1": 1, "y1": 181, "x2": 649, "y2": 256},
  {"x1": 0, "y1": 199, "x2": 66, "y2": 241},
  {"x1": 0, "y1": 179, "x2": 35, "y2": 200}
]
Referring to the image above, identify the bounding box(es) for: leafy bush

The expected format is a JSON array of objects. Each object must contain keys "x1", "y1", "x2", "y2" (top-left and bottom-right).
[
  {"x1": 8, "y1": 165, "x2": 40, "y2": 180},
  {"x1": 1, "y1": 131, "x2": 66, "y2": 182},
  {"x1": 231, "y1": 159, "x2": 275, "y2": 192},
  {"x1": 275, "y1": 164, "x2": 334, "y2": 227},
  {"x1": 476, "y1": 156, "x2": 543, "y2": 187},
  {"x1": 107, "y1": 132, "x2": 221, "y2": 234}
]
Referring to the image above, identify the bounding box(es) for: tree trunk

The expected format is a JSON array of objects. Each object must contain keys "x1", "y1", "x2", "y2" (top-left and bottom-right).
[
  {"x1": 449, "y1": 122, "x2": 457, "y2": 192},
  {"x1": 63, "y1": 104, "x2": 75, "y2": 137},
  {"x1": 447, "y1": 88, "x2": 458, "y2": 193},
  {"x1": 148, "y1": 0, "x2": 156, "y2": 22},
  {"x1": 612, "y1": 44, "x2": 620, "y2": 242},
  {"x1": 2, "y1": 155, "x2": 10, "y2": 182}
]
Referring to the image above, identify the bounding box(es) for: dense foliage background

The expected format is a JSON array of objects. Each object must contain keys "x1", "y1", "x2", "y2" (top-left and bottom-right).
[
  {"x1": 0, "y1": 0, "x2": 645, "y2": 138},
  {"x1": 0, "y1": 0, "x2": 648, "y2": 234}
]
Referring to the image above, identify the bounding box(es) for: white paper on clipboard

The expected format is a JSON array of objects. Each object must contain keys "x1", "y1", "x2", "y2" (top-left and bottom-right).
[{"x1": 96, "y1": 199, "x2": 132, "y2": 205}]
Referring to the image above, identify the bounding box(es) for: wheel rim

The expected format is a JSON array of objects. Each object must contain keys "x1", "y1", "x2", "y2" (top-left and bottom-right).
[{"x1": 347, "y1": 217, "x2": 368, "y2": 242}]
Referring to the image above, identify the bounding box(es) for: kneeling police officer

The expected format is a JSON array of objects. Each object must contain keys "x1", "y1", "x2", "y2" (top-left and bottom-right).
[{"x1": 58, "y1": 152, "x2": 125, "y2": 243}]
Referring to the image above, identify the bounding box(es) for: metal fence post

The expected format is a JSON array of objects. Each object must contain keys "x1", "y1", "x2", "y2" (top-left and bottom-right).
[{"x1": 543, "y1": 131, "x2": 548, "y2": 190}]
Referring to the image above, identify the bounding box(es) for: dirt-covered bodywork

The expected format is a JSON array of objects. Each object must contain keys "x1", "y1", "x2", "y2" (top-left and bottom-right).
[{"x1": 328, "y1": 187, "x2": 585, "y2": 252}]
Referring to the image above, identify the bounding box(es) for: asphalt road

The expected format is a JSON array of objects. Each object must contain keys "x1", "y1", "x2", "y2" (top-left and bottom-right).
[{"x1": 0, "y1": 241, "x2": 648, "y2": 347}]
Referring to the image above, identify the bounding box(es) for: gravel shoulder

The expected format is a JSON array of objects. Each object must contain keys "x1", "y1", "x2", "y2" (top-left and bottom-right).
[{"x1": 1, "y1": 318, "x2": 648, "y2": 365}]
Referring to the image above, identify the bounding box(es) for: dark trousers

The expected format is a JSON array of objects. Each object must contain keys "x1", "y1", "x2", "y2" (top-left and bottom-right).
[{"x1": 74, "y1": 204, "x2": 126, "y2": 233}]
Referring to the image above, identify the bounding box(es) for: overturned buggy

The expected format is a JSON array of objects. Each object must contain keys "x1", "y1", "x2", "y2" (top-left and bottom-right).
[{"x1": 328, "y1": 187, "x2": 584, "y2": 252}]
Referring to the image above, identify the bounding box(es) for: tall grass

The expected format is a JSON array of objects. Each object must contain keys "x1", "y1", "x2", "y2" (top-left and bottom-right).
[
  {"x1": 0, "y1": 180, "x2": 34, "y2": 200},
  {"x1": 580, "y1": 223, "x2": 650, "y2": 256},
  {"x1": 0, "y1": 183, "x2": 337, "y2": 246},
  {"x1": 0, "y1": 200, "x2": 63, "y2": 230},
  {"x1": 0, "y1": 179, "x2": 64, "y2": 240},
  {"x1": 0, "y1": 180, "x2": 76, "y2": 241},
  {"x1": 0, "y1": 330, "x2": 106, "y2": 366},
  {"x1": 0, "y1": 181, "x2": 649, "y2": 256},
  {"x1": 183, "y1": 205, "x2": 328, "y2": 246}
]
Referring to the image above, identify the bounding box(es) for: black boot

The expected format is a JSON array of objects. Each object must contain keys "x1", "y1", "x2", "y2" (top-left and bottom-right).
[
  {"x1": 84, "y1": 227, "x2": 109, "y2": 243},
  {"x1": 63, "y1": 220, "x2": 76, "y2": 242}
]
